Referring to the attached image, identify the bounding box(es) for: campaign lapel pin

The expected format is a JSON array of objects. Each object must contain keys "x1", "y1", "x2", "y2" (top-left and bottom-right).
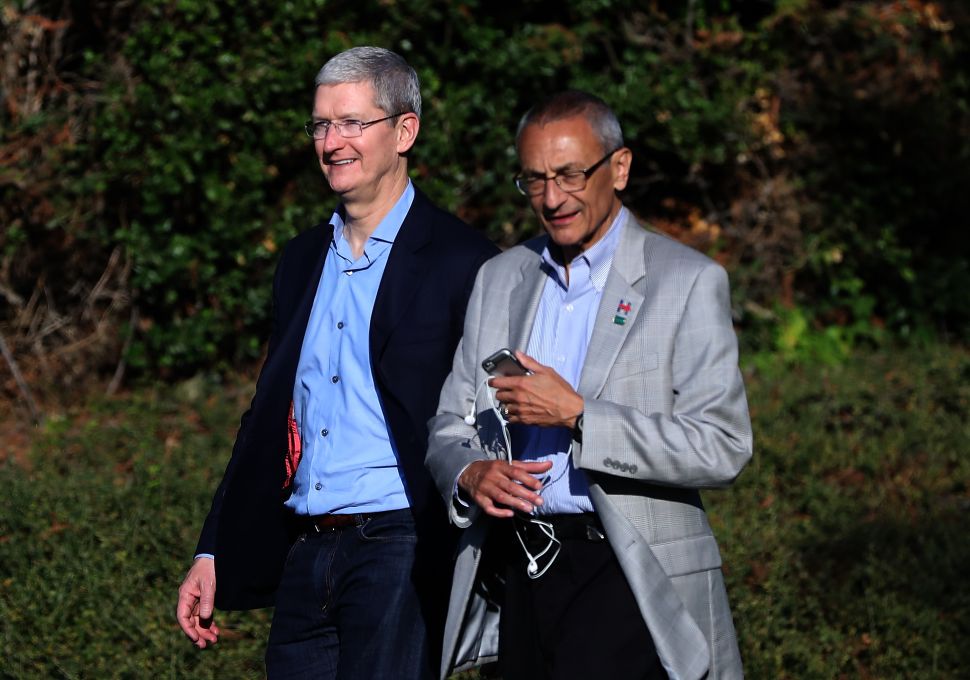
[{"x1": 613, "y1": 299, "x2": 632, "y2": 325}]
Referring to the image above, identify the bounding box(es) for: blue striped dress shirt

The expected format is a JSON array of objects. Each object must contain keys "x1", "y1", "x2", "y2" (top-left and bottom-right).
[{"x1": 512, "y1": 207, "x2": 628, "y2": 514}]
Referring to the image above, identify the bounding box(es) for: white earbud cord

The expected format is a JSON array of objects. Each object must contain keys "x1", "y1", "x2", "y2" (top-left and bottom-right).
[
  {"x1": 514, "y1": 443, "x2": 573, "y2": 579},
  {"x1": 465, "y1": 374, "x2": 573, "y2": 579},
  {"x1": 464, "y1": 375, "x2": 513, "y2": 460}
]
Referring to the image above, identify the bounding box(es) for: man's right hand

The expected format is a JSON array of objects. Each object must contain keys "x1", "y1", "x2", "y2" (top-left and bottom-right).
[
  {"x1": 459, "y1": 459, "x2": 553, "y2": 518},
  {"x1": 176, "y1": 557, "x2": 220, "y2": 649}
]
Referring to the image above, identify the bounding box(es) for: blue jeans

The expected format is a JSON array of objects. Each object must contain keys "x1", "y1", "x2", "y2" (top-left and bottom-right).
[{"x1": 264, "y1": 509, "x2": 434, "y2": 680}]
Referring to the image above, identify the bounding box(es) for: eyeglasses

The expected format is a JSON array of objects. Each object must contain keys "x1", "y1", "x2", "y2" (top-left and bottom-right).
[
  {"x1": 304, "y1": 112, "x2": 407, "y2": 140},
  {"x1": 513, "y1": 148, "x2": 620, "y2": 196}
]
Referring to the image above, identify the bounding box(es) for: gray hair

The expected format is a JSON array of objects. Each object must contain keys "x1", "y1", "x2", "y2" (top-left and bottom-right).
[
  {"x1": 314, "y1": 46, "x2": 421, "y2": 118},
  {"x1": 515, "y1": 90, "x2": 623, "y2": 153}
]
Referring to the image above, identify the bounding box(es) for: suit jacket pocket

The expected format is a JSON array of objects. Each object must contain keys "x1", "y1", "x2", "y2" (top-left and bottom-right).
[
  {"x1": 608, "y1": 350, "x2": 659, "y2": 382},
  {"x1": 650, "y1": 533, "x2": 723, "y2": 577}
]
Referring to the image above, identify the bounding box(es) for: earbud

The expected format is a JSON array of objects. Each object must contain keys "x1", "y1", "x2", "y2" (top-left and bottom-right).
[
  {"x1": 527, "y1": 560, "x2": 538, "y2": 575},
  {"x1": 463, "y1": 375, "x2": 493, "y2": 427},
  {"x1": 462, "y1": 373, "x2": 514, "y2": 466}
]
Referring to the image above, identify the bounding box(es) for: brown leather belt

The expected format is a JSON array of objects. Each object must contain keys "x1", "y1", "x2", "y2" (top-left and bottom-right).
[{"x1": 297, "y1": 510, "x2": 397, "y2": 533}]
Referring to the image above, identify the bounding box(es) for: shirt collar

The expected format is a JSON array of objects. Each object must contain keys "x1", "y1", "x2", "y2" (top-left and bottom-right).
[
  {"x1": 540, "y1": 206, "x2": 628, "y2": 292},
  {"x1": 329, "y1": 180, "x2": 414, "y2": 253}
]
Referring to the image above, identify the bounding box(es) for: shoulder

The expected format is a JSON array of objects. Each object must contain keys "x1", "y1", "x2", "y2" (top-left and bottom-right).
[
  {"x1": 632, "y1": 220, "x2": 725, "y2": 277},
  {"x1": 278, "y1": 222, "x2": 330, "y2": 271},
  {"x1": 625, "y1": 222, "x2": 732, "y2": 310},
  {"x1": 411, "y1": 185, "x2": 498, "y2": 258},
  {"x1": 479, "y1": 233, "x2": 546, "y2": 276},
  {"x1": 287, "y1": 221, "x2": 331, "y2": 249}
]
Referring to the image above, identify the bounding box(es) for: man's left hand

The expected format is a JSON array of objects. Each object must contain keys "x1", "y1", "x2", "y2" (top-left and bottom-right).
[{"x1": 490, "y1": 351, "x2": 583, "y2": 428}]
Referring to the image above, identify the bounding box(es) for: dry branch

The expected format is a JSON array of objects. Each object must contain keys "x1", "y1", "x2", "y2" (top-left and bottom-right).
[{"x1": 0, "y1": 329, "x2": 43, "y2": 425}]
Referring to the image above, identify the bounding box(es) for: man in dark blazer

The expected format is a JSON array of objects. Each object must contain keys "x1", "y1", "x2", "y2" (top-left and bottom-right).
[{"x1": 175, "y1": 46, "x2": 497, "y2": 679}]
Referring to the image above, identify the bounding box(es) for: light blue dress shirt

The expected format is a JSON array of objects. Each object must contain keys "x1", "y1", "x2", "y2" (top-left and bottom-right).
[
  {"x1": 284, "y1": 182, "x2": 415, "y2": 516},
  {"x1": 512, "y1": 207, "x2": 627, "y2": 515}
]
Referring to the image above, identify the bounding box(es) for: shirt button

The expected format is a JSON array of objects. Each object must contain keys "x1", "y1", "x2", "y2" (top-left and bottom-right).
[
  {"x1": 314, "y1": 482, "x2": 323, "y2": 491},
  {"x1": 337, "y1": 322, "x2": 344, "y2": 329},
  {"x1": 566, "y1": 304, "x2": 574, "y2": 312},
  {"x1": 331, "y1": 375, "x2": 339, "y2": 383},
  {"x1": 346, "y1": 271, "x2": 354, "y2": 276},
  {"x1": 321, "y1": 428, "x2": 329, "y2": 437}
]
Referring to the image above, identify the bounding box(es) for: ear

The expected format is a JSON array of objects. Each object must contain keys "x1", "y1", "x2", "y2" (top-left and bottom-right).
[
  {"x1": 611, "y1": 147, "x2": 633, "y2": 192},
  {"x1": 396, "y1": 113, "x2": 420, "y2": 154}
]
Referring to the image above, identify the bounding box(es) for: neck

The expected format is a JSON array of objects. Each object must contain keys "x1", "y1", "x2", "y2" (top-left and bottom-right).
[
  {"x1": 556, "y1": 199, "x2": 622, "y2": 268},
  {"x1": 547, "y1": 244, "x2": 573, "y2": 286},
  {"x1": 341, "y1": 164, "x2": 409, "y2": 259}
]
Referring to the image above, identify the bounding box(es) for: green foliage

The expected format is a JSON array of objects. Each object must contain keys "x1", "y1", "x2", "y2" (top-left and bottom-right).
[
  {"x1": 762, "y1": 2, "x2": 970, "y2": 338},
  {"x1": 744, "y1": 299, "x2": 887, "y2": 370},
  {"x1": 1, "y1": 1, "x2": 967, "y2": 378},
  {"x1": 1, "y1": 346, "x2": 967, "y2": 677},
  {"x1": 76, "y1": 0, "x2": 340, "y2": 371},
  {"x1": 714, "y1": 342, "x2": 970, "y2": 677},
  {"x1": 0, "y1": 377, "x2": 272, "y2": 678}
]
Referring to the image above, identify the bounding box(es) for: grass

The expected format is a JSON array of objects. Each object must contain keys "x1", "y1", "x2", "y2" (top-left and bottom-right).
[
  {"x1": 716, "y1": 344, "x2": 970, "y2": 678},
  {"x1": 1, "y1": 345, "x2": 967, "y2": 679}
]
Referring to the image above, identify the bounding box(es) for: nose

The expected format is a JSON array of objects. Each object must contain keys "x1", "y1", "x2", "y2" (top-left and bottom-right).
[
  {"x1": 541, "y1": 177, "x2": 567, "y2": 209},
  {"x1": 319, "y1": 125, "x2": 343, "y2": 152}
]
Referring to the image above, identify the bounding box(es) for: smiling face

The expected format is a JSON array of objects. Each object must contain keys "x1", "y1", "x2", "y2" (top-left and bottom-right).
[
  {"x1": 311, "y1": 80, "x2": 417, "y2": 206},
  {"x1": 516, "y1": 115, "x2": 631, "y2": 260}
]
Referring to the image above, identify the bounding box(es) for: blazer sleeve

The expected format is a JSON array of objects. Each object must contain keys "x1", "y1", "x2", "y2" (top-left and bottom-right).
[
  {"x1": 194, "y1": 240, "x2": 291, "y2": 556},
  {"x1": 425, "y1": 264, "x2": 492, "y2": 529},
  {"x1": 573, "y1": 263, "x2": 753, "y2": 489}
]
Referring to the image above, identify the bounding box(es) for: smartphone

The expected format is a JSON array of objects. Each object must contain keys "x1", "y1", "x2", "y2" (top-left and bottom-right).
[{"x1": 482, "y1": 348, "x2": 532, "y2": 377}]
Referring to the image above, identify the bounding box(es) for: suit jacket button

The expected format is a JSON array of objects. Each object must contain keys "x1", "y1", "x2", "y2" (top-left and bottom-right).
[{"x1": 630, "y1": 464, "x2": 637, "y2": 473}]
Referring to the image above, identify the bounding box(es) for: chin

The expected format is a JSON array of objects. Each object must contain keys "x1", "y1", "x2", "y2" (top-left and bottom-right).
[
  {"x1": 322, "y1": 165, "x2": 358, "y2": 190},
  {"x1": 546, "y1": 228, "x2": 583, "y2": 248},
  {"x1": 324, "y1": 175, "x2": 356, "y2": 196}
]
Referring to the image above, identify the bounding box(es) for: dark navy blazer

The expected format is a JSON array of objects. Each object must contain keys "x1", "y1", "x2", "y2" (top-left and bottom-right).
[{"x1": 196, "y1": 187, "x2": 498, "y2": 618}]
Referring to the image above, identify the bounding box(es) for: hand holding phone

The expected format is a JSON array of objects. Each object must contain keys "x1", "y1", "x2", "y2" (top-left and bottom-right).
[{"x1": 482, "y1": 348, "x2": 532, "y2": 377}]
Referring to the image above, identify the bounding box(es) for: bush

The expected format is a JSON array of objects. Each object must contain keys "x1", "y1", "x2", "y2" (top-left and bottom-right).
[
  {"x1": 0, "y1": 375, "x2": 271, "y2": 677},
  {"x1": 1, "y1": 1, "x2": 967, "y2": 383},
  {"x1": 1, "y1": 345, "x2": 967, "y2": 677},
  {"x1": 715, "y1": 343, "x2": 970, "y2": 677}
]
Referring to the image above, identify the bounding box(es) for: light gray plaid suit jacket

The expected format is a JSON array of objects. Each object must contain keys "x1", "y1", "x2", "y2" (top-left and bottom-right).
[{"x1": 426, "y1": 211, "x2": 752, "y2": 680}]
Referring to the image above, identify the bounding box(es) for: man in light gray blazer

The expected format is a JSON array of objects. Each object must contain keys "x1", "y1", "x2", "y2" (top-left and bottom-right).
[{"x1": 426, "y1": 91, "x2": 752, "y2": 680}]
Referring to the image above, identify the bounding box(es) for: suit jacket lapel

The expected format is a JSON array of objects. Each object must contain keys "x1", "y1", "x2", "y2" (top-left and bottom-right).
[
  {"x1": 509, "y1": 244, "x2": 547, "y2": 352},
  {"x1": 369, "y1": 188, "x2": 433, "y2": 361},
  {"x1": 577, "y1": 215, "x2": 647, "y2": 398},
  {"x1": 277, "y1": 223, "x2": 332, "y2": 369}
]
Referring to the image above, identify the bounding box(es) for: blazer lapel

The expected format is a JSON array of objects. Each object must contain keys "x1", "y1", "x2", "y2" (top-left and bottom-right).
[
  {"x1": 276, "y1": 223, "x2": 333, "y2": 367},
  {"x1": 369, "y1": 189, "x2": 433, "y2": 361},
  {"x1": 508, "y1": 243, "x2": 548, "y2": 352},
  {"x1": 577, "y1": 216, "x2": 647, "y2": 398}
]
